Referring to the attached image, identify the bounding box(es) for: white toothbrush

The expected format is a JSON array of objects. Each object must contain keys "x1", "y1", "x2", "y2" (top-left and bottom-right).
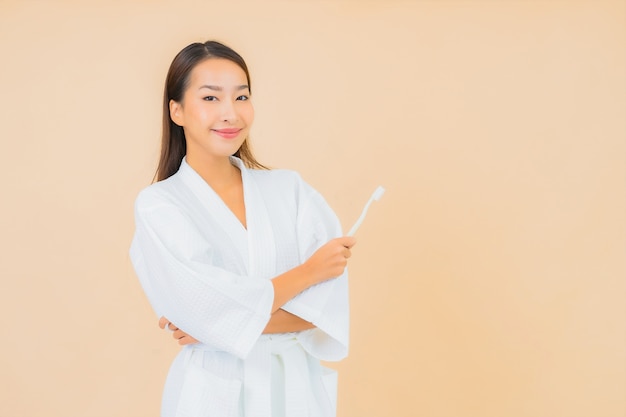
[{"x1": 347, "y1": 186, "x2": 386, "y2": 236}]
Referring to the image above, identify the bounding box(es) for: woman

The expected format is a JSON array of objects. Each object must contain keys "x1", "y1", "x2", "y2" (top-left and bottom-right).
[{"x1": 130, "y1": 40, "x2": 355, "y2": 417}]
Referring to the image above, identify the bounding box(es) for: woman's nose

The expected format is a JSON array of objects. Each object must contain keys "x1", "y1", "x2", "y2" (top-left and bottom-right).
[{"x1": 220, "y1": 99, "x2": 238, "y2": 123}]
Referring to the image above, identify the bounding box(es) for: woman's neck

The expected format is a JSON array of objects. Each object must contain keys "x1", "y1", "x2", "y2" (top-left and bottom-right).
[{"x1": 186, "y1": 153, "x2": 240, "y2": 192}]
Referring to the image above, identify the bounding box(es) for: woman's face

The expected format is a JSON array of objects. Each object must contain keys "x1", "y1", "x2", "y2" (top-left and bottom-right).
[{"x1": 170, "y1": 58, "x2": 254, "y2": 162}]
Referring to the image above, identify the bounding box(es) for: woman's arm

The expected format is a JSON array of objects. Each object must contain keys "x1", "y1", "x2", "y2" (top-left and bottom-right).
[
  {"x1": 160, "y1": 308, "x2": 315, "y2": 345},
  {"x1": 262, "y1": 309, "x2": 315, "y2": 334},
  {"x1": 269, "y1": 236, "x2": 355, "y2": 312},
  {"x1": 158, "y1": 236, "x2": 355, "y2": 344}
]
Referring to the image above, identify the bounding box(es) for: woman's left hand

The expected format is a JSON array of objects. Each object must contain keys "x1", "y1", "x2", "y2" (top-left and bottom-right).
[{"x1": 158, "y1": 316, "x2": 200, "y2": 345}]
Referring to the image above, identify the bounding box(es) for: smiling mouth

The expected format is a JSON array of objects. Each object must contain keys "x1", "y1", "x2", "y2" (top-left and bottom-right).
[{"x1": 212, "y1": 128, "x2": 242, "y2": 139}]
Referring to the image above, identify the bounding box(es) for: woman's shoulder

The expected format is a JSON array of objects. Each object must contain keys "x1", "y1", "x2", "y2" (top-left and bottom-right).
[{"x1": 133, "y1": 175, "x2": 183, "y2": 212}]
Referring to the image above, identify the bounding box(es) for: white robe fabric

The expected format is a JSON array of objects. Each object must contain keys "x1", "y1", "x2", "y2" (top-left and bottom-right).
[{"x1": 130, "y1": 156, "x2": 349, "y2": 417}]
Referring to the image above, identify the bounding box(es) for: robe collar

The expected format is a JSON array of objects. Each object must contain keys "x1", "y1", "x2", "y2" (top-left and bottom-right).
[{"x1": 177, "y1": 156, "x2": 277, "y2": 280}]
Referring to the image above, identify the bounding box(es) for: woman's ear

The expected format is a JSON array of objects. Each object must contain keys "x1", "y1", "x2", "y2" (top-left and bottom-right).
[{"x1": 169, "y1": 99, "x2": 184, "y2": 127}]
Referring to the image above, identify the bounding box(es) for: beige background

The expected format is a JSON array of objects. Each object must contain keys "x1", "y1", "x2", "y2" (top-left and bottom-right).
[{"x1": 1, "y1": 1, "x2": 624, "y2": 416}]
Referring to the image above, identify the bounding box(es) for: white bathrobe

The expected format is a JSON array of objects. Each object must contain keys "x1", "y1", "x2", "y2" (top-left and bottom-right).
[{"x1": 130, "y1": 156, "x2": 349, "y2": 417}]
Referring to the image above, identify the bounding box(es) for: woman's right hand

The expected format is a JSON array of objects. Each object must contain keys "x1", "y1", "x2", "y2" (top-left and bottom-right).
[
  {"x1": 158, "y1": 316, "x2": 199, "y2": 345},
  {"x1": 270, "y1": 236, "x2": 356, "y2": 313},
  {"x1": 303, "y1": 237, "x2": 356, "y2": 285}
]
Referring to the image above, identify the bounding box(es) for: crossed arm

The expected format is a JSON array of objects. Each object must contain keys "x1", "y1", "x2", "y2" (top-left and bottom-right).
[
  {"x1": 159, "y1": 236, "x2": 355, "y2": 345},
  {"x1": 160, "y1": 309, "x2": 315, "y2": 345}
]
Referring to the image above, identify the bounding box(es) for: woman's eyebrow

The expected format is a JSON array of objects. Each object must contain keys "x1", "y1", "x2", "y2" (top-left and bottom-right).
[{"x1": 198, "y1": 85, "x2": 250, "y2": 91}]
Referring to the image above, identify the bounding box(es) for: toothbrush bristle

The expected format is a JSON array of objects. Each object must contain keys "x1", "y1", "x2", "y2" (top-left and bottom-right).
[{"x1": 373, "y1": 186, "x2": 386, "y2": 200}]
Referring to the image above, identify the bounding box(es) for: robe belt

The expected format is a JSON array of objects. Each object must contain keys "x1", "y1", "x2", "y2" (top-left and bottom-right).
[{"x1": 185, "y1": 333, "x2": 310, "y2": 417}]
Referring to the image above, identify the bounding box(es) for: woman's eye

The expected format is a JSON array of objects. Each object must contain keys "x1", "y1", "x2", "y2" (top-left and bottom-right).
[
  {"x1": 236, "y1": 95, "x2": 249, "y2": 101},
  {"x1": 203, "y1": 96, "x2": 218, "y2": 101}
]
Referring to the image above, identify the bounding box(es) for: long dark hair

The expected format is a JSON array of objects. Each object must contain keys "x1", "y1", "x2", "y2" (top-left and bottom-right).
[{"x1": 154, "y1": 40, "x2": 267, "y2": 182}]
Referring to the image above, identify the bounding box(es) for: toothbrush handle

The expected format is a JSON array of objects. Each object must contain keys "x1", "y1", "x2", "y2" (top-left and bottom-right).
[
  {"x1": 347, "y1": 200, "x2": 372, "y2": 236},
  {"x1": 347, "y1": 221, "x2": 361, "y2": 237}
]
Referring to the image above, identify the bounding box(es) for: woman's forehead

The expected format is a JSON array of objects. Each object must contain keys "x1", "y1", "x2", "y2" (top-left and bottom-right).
[{"x1": 188, "y1": 58, "x2": 248, "y2": 88}]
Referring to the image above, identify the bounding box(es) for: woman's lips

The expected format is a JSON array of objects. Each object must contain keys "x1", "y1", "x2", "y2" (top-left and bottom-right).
[{"x1": 212, "y1": 128, "x2": 242, "y2": 139}]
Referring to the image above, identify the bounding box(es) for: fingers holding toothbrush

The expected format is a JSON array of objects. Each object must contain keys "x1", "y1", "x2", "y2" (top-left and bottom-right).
[
  {"x1": 303, "y1": 237, "x2": 356, "y2": 284},
  {"x1": 332, "y1": 235, "x2": 356, "y2": 260},
  {"x1": 303, "y1": 184, "x2": 386, "y2": 284},
  {"x1": 339, "y1": 236, "x2": 357, "y2": 250},
  {"x1": 341, "y1": 236, "x2": 356, "y2": 258}
]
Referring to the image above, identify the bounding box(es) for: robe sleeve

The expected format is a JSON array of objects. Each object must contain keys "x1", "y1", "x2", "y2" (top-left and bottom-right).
[
  {"x1": 129, "y1": 189, "x2": 274, "y2": 359},
  {"x1": 281, "y1": 179, "x2": 350, "y2": 362}
]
